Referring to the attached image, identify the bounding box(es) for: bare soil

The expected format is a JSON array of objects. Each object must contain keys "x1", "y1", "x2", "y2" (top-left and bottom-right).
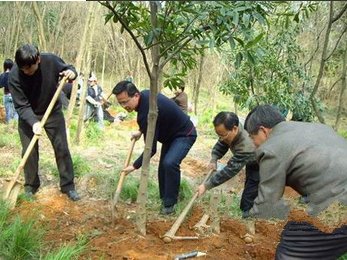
[{"x1": 1, "y1": 116, "x2": 345, "y2": 260}]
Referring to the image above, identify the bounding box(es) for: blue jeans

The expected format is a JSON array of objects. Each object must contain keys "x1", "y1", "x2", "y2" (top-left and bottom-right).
[
  {"x1": 84, "y1": 103, "x2": 104, "y2": 130},
  {"x1": 158, "y1": 128, "x2": 197, "y2": 207},
  {"x1": 3, "y1": 94, "x2": 18, "y2": 123}
]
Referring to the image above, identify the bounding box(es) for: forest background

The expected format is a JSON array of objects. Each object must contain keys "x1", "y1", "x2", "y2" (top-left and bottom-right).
[{"x1": 0, "y1": 1, "x2": 347, "y2": 259}]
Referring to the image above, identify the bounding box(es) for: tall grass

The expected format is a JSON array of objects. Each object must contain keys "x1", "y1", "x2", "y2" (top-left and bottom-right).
[
  {"x1": 0, "y1": 200, "x2": 43, "y2": 260},
  {"x1": 42, "y1": 238, "x2": 87, "y2": 260}
]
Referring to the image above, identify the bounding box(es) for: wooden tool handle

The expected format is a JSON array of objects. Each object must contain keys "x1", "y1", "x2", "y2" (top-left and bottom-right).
[
  {"x1": 113, "y1": 138, "x2": 136, "y2": 203},
  {"x1": 3, "y1": 77, "x2": 68, "y2": 199},
  {"x1": 163, "y1": 169, "x2": 215, "y2": 240}
]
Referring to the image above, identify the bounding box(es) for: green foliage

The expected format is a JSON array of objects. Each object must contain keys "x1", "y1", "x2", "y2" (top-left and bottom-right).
[
  {"x1": 0, "y1": 125, "x2": 21, "y2": 148},
  {"x1": 100, "y1": 1, "x2": 275, "y2": 89},
  {"x1": 42, "y1": 238, "x2": 87, "y2": 260},
  {"x1": 0, "y1": 211, "x2": 43, "y2": 260},
  {"x1": 218, "y1": 4, "x2": 320, "y2": 117},
  {"x1": 85, "y1": 122, "x2": 105, "y2": 142},
  {"x1": 72, "y1": 154, "x2": 92, "y2": 178},
  {"x1": 338, "y1": 130, "x2": 347, "y2": 140}
]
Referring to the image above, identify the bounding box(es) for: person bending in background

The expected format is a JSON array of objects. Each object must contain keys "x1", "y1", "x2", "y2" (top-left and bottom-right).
[
  {"x1": 0, "y1": 58, "x2": 18, "y2": 123},
  {"x1": 112, "y1": 81, "x2": 197, "y2": 215},
  {"x1": 171, "y1": 83, "x2": 188, "y2": 114},
  {"x1": 196, "y1": 111, "x2": 259, "y2": 219},
  {"x1": 9, "y1": 43, "x2": 80, "y2": 201}
]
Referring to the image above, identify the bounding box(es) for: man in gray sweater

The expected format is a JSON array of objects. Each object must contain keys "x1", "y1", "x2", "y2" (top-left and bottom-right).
[
  {"x1": 244, "y1": 104, "x2": 347, "y2": 219},
  {"x1": 197, "y1": 111, "x2": 259, "y2": 218}
]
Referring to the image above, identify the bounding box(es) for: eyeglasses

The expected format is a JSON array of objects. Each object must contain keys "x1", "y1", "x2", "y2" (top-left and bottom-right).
[
  {"x1": 118, "y1": 97, "x2": 133, "y2": 106},
  {"x1": 217, "y1": 131, "x2": 231, "y2": 140}
]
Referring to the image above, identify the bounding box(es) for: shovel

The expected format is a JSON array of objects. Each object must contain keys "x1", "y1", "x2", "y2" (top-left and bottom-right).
[
  {"x1": 2, "y1": 76, "x2": 68, "y2": 208},
  {"x1": 111, "y1": 138, "x2": 136, "y2": 222}
]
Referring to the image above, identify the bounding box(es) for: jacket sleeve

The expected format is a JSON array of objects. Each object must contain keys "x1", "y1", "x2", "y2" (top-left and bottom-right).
[
  {"x1": 205, "y1": 152, "x2": 254, "y2": 190},
  {"x1": 210, "y1": 140, "x2": 229, "y2": 163},
  {"x1": 249, "y1": 149, "x2": 290, "y2": 220}
]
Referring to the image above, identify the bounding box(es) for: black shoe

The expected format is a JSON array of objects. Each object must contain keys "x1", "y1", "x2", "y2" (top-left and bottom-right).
[
  {"x1": 242, "y1": 210, "x2": 250, "y2": 219},
  {"x1": 161, "y1": 205, "x2": 175, "y2": 215},
  {"x1": 25, "y1": 191, "x2": 35, "y2": 201},
  {"x1": 66, "y1": 190, "x2": 81, "y2": 201}
]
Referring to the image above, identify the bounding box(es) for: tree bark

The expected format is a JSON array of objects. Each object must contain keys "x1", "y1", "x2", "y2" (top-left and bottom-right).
[
  {"x1": 32, "y1": 2, "x2": 47, "y2": 51},
  {"x1": 65, "y1": 1, "x2": 95, "y2": 143},
  {"x1": 74, "y1": 3, "x2": 100, "y2": 144},
  {"x1": 334, "y1": 40, "x2": 347, "y2": 131},
  {"x1": 193, "y1": 54, "x2": 204, "y2": 115},
  {"x1": 135, "y1": 1, "x2": 159, "y2": 237}
]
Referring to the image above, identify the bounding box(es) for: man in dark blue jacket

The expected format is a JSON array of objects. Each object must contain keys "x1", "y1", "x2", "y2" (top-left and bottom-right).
[
  {"x1": 9, "y1": 44, "x2": 80, "y2": 201},
  {"x1": 112, "y1": 81, "x2": 197, "y2": 214}
]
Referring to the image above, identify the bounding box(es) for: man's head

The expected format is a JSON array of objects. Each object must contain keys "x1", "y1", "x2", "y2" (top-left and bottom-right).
[
  {"x1": 15, "y1": 44, "x2": 40, "y2": 75},
  {"x1": 244, "y1": 104, "x2": 286, "y2": 147},
  {"x1": 213, "y1": 111, "x2": 240, "y2": 145},
  {"x1": 112, "y1": 81, "x2": 140, "y2": 112},
  {"x1": 88, "y1": 75, "x2": 97, "y2": 86},
  {"x1": 3, "y1": 58, "x2": 14, "y2": 72}
]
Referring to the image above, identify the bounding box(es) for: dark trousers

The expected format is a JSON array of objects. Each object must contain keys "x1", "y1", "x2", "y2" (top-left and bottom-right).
[
  {"x1": 276, "y1": 221, "x2": 347, "y2": 260},
  {"x1": 18, "y1": 109, "x2": 75, "y2": 193},
  {"x1": 158, "y1": 128, "x2": 197, "y2": 207},
  {"x1": 240, "y1": 162, "x2": 259, "y2": 212}
]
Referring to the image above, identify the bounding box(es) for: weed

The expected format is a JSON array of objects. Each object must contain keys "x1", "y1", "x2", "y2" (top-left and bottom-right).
[
  {"x1": 0, "y1": 213, "x2": 43, "y2": 260},
  {"x1": 42, "y1": 236, "x2": 87, "y2": 260}
]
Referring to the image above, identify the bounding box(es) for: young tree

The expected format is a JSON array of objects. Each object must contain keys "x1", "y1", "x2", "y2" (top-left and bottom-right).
[{"x1": 99, "y1": 0, "x2": 272, "y2": 235}]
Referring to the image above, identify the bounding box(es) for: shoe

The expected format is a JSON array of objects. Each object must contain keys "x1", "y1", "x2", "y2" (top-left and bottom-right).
[
  {"x1": 66, "y1": 190, "x2": 81, "y2": 201},
  {"x1": 242, "y1": 210, "x2": 250, "y2": 219},
  {"x1": 161, "y1": 205, "x2": 175, "y2": 215},
  {"x1": 300, "y1": 194, "x2": 310, "y2": 204},
  {"x1": 25, "y1": 191, "x2": 35, "y2": 201}
]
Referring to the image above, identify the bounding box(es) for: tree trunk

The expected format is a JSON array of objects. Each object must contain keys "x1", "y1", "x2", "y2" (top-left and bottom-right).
[
  {"x1": 32, "y1": 2, "x2": 47, "y2": 51},
  {"x1": 310, "y1": 2, "x2": 333, "y2": 124},
  {"x1": 135, "y1": 2, "x2": 159, "y2": 236},
  {"x1": 193, "y1": 54, "x2": 204, "y2": 115},
  {"x1": 334, "y1": 40, "x2": 347, "y2": 131},
  {"x1": 65, "y1": 1, "x2": 96, "y2": 143},
  {"x1": 74, "y1": 3, "x2": 100, "y2": 144}
]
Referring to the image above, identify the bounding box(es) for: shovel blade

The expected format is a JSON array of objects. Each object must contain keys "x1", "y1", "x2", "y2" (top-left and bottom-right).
[{"x1": 2, "y1": 181, "x2": 22, "y2": 209}]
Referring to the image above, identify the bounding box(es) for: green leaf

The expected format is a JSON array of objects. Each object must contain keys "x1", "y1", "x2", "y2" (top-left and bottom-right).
[
  {"x1": 229, "y1": 36, "x2": 236, "y2": 50},
  {"x1": 245, "y1": 32, "x2": 264, "y2": 48},
  {"x1": 235, "y1": 52, "x2": 243, "y2": 68}
]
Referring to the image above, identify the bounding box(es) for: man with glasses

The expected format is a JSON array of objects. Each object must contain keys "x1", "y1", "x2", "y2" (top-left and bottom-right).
[
  {"x1": 197, "y1": 111, "x2": 259, "y2": 218},
  {"x1": 112, "y1": 81, "x2": 197, "y2": 215},
  {"x1": 244, "y1": 104, "x2": 347, "y2": 260}
]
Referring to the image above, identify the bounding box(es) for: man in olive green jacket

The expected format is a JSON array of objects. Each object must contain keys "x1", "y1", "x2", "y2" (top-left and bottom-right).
[{"x1": 197, "y1": 111, "x2": 259, "y2": 218}]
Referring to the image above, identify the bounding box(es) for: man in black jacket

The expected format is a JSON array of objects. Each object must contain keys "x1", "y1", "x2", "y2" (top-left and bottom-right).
[
  {"x1": 9, "y1": 44, "x2": 80, "y2": 201},
  {"x1": 112, "y1": 81, "x2": 197, "y2": 214}
]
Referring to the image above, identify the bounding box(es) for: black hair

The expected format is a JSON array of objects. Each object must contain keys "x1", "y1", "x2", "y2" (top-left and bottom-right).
[
  {"x1": 244, "y1": 104, "x2": 286, "y2": 134},
  {"x1": 3, "y1": 58, "x2": 14, "y2": 71},
  {"x1": 15, "y1": 44, "x2": 40, "y2": 69},
  {"x1": 112, "y1": 81, "x2": 140, "y2": 97},
  {"x1": 213, "y1": 111, "x2": 239, "y2": 130}
]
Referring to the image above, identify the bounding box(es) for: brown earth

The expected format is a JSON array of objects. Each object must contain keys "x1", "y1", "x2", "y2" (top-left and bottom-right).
[{"x1": 1, "y1": 118, "x2": 346, "y2": 260}]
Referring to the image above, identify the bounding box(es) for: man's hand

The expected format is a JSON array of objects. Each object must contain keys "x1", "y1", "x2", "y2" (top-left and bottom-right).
[
  {"x1": 94, "y1": 102, "x2": 101, "y2": 108},
  {"x1": 60, "y1": 70, "x2": 76, "y2": 80},
  {"x1": 122, "y1": 165, "x2": 135, "y2": 175},
  {"x1": 208, "y1": 162, "x2": 217, "y2": 170},
  {"x1": 131, "y1": 130, "x2": 142, "y2": 141},
  {"x1": 196, "y1": 184, "x2": 207, "y2": 196},
  {"x1": 33, "y1": 122, "x2": 42, "y2": 135}
]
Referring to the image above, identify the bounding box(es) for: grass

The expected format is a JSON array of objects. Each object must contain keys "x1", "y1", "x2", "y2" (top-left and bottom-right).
[
  {"x1": 0, "y1": 200, "x2": 43, "y2": 260},
  {"x1": 0, "y1": 199, "x2": 87, "y2": 260},
  {"x1": 42, "y1": 238, "x2": 87, "y2": 260}
]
